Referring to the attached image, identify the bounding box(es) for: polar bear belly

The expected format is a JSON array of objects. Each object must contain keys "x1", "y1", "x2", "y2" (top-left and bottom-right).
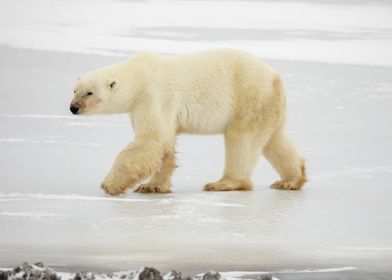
[{"x1": 176, "y1": 101, "x2": 233, "y2": 134}]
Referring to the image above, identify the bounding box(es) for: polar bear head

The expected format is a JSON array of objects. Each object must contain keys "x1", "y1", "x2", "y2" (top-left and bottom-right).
[{"x1": 70, "y1": 72, "x2": 119, "y2": 115}]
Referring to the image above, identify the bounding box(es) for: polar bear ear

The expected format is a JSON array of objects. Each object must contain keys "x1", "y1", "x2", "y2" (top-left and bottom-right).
[{"x1": 109, "y1": 79, "x2": 119, "y2": 90}]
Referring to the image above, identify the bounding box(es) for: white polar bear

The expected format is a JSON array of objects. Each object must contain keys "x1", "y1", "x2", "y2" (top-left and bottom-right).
[{"x1": 70, "y1": 49, "x2": 306, "y2": 195}]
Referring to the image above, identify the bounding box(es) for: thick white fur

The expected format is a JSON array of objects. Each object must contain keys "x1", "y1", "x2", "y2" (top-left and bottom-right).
[{"x1": 71, "y1": 49, "x2": 306, "y2": 194}]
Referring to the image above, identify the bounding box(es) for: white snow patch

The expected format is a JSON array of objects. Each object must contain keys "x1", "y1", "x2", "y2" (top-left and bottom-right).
[
  {"x1": 0, "y1": 193, "x2": 150, "y2": 203},
  {"x1": 312, "y1": 165, "x2": 392, "y2": 180},
  {"x1": 200, "y1": 271, "x2": 279, "y2": 280},
  {"x1": 66, "y1": 122, "x2": 128, "y2": 128},
  {"x1": 337, "y1": 246, "x2": 392, "y2": 251},
  {"x1": 0, "y1": 114, "x2": 78, "y2": 120},
  {"x1": 220, "y1": 267, "x2": 357, "y2": 277},
  {"x1": 275, "y1": 267, "x2": 357, "y2": 273},
  {"x1": 0, "y1": 211, "x2": 68, "y2": 219},
  {"x1": 0, "y1": 114, "x2": 118, "y2": 121},
  {"x1": 0, "y1": 193, "x2": 250, "y2": 209},
  {"x1": 0, "y1": 137, "x2": 110, "y2": 147}
]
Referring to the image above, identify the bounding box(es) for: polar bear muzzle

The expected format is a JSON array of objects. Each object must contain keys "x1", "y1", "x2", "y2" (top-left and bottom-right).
[{"x1": 70, "y1": 104, "x2": 80, "y2": 114}]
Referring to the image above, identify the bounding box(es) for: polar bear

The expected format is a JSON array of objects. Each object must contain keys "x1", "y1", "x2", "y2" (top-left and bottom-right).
[{"x1": 70, "y1": 49, "x2": 306, "y2": 195}]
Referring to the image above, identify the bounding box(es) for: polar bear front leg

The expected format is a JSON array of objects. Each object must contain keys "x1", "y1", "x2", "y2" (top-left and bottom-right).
[
  {"x1": 204, "y1": 123, "x2": 271, "y2": 191},
  {"x1": 134, "y1": 149, "x2": 176, "y2": 194},
  {"x1": 101, "y1": 135, "x2": 166, "y2": 196},
  {"x1": 101, "y1": 165, "x2": 136, "y2": 196}
]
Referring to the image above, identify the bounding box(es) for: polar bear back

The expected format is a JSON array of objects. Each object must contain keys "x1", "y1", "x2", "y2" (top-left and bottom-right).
[{"x1": 156, "y1": 49, "x2": 281, "y2": 134}]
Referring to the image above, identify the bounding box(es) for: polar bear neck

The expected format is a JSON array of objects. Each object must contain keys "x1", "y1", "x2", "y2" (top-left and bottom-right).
[{"x1": 100, "y1": 54, "x2": 158, "y2": 114}]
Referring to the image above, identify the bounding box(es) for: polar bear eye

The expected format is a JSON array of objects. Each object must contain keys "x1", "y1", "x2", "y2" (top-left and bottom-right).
[{"x1": 86, "y1": 92, "x2": 93, "y2": 96}]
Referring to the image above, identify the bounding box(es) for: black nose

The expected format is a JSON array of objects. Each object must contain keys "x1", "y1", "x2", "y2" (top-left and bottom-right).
[{"x1": 70, "y1": 105, "x2": 79, "y2": 114}]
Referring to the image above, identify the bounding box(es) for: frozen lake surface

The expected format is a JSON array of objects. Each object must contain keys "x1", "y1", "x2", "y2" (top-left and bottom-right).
[{"x1": 1, "y1": 0, "x2": 392, "y2": 278}]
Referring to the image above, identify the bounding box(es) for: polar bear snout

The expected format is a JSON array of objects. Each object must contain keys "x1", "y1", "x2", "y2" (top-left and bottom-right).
[{"x1": 70, "y1": 104, "x2": 80, "y2": 115}]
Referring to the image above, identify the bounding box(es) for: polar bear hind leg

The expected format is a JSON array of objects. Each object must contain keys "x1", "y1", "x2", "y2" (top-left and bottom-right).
[{"x1": 263, "y1": 126, "x2": 307, "y2": 190}]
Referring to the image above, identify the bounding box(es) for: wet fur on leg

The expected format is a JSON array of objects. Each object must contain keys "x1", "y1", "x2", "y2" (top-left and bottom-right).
[
  {"x1": 134, "y1": 150, "x2": 176, "y2": 194},
  {"x1": 271, "y1": 160, "x2": 307, "y2": 190}
]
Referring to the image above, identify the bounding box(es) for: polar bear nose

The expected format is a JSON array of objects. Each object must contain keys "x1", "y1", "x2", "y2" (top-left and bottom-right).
[{"x1": 70, "y1": 104, "x2": 80, "y2": 114}]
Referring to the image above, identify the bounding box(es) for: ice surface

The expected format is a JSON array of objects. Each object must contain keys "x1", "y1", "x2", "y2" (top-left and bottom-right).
[{"x1": 0, "y1": 0, "x2": 392, "y2": 278}]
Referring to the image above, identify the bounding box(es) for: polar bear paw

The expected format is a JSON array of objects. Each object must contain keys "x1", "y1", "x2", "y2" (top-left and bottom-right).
[
  {"x1": 270, "y1": 180, "x2": 303, "y2": 190},
  {"x1": 134, "y1": 183, "x2": 171, "y2": 194},
  {"x1": 101, "y1": 182, "x2": 129, "y2": 196},
  {"x1": 204, "y1": 178, "x2": 252, "y2": 191}
]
